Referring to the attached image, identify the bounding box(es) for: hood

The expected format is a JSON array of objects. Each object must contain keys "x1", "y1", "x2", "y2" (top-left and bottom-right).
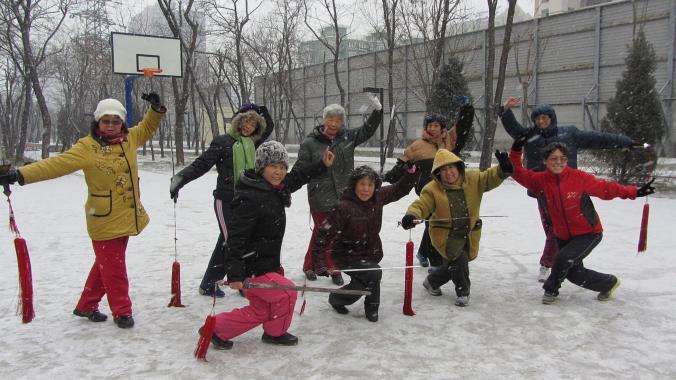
[
  {"x1": 530, "y1": 104, "x2": 558, "y2": 128},
  {"x1": 228, "y1": 110, "x2": 267, "y2": 141},
  {"x1": 430, "y1": 149, "x2": 465, "y2": 185},
  {"x1": 341, "y1": 165, "x2": 382, "y2": 201}
]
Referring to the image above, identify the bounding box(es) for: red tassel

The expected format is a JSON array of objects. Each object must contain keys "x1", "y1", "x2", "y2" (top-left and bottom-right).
[
  {"x1": 194, "y1": 314, "x2": 216, "y2": 361},
  {"x1": 14, "y1": 237, "x2": 34, "y2": 323},
  {"x1": 168, "y1": 261, "x2": 186, "y2": 307},
  {"x1": 403, "y1": 240, "x2": 415, "y2": 316},
  {"x1": 637, "y1": 202, "x2": 649, "y2": 253}
]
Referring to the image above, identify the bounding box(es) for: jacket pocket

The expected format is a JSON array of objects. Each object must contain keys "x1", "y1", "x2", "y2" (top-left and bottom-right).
[{"x1": 87, "y1": 190, "x2": 112, "y2": 217}]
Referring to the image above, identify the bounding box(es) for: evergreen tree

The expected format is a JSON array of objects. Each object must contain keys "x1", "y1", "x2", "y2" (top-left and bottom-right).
[
  {"x1": 428, "y1": 56, "x2": 471, "y2": 121},
  {"x1": 595, "y1": 28, "x2": 664, "y2": 184}
]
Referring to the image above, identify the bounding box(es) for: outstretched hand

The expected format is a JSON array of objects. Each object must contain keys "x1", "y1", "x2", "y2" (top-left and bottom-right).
[
  {"x1": 141, "y1": 92, "x2": 161, "y2": 108},
  {"x1": 636, "y1": 178, "x2": 655, "y2": 197},
  {"x1": 511, "y1": 129, "x2": 535, "y2": 152},
  {"x1": 494, "y1": 150, "x2": 513, "y2": 174},
  {"x1": 400, "y1": 214, "x2": 418, "y2": 230},
  {"x1": 503, "y1": 97, "x2": 521, "y2": 109},
  {"x1": 368, "y1": 93, "x2": 382, "y2": 111}
]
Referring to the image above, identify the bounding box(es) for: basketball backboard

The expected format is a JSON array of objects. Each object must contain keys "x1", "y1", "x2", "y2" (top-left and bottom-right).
[{"x1": 111, "y1": 32, "x2": 183, "y2": 77}]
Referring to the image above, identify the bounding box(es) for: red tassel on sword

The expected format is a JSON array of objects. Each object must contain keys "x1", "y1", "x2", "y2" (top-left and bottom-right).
[
  {"x1": 168, "y1": 260, "x2": 185, "y2": 307},
  {"x1": 637, "y1": 202, "x2": 649, "y2": 253},
  {"x1": 403, "y1": 239, "x2": 415, "y2": 316},
  {"x1": 194, "y1": 314, "x2": 216, "y2": 361}
]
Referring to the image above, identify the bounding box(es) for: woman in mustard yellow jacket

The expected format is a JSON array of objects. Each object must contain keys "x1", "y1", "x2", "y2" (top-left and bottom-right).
[
  {"x1": 400, "y1": 149, "x2": 511, "y2": 307},
  {"x1": 1, "y1": 94, "x2": 166, "y2": 328}
]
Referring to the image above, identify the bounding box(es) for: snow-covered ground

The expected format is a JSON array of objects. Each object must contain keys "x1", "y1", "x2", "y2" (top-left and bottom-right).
[{"x1": 1, "y1": 155, "x2": 675, "y2": 379}]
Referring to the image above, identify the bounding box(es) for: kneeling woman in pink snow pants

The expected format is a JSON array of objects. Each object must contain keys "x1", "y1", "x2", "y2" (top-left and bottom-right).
[{"x1": 211, "y1": 141, "x2": 333, "y2": 348}]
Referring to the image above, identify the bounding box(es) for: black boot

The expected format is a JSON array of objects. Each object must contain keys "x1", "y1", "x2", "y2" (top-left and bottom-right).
[
  {"x1": 331, "y1": 273, "x2": 344, "y2": 285},
  {"x1": 113, "y1": 315, "x2": 135, "y2": 329},
  {"x1": 261, "y1": 332, "x2": 298, "y2": 346},
  {"x1": 198, "y1": 327, "x2": 233, "y2": 350},
  {"x1": 73, "y1": 308, "x2": 108, "y2": 322},
  {"x1": 364, "y1": 303, "x2": 379, "y2": 322},
  {"x1": 331, "y1": 303, "x2": 349, "y2": 314}
]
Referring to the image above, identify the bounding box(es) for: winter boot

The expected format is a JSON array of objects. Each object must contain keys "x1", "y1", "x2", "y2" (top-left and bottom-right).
[
  {"x1": 331, "y1": 273, "x2": 344, "y2": 285},
  {"x1": 423, "y1": 278, "x2": 442, "y2": 296},
  {"x1": 331, "y1": 303, "x2": 349, "y2": 315},
  {"x1": 416, "y1": 252, "x2": 430, "y2": 267},
  {"x1": 304, "y1": 270, "x2": 317, "y2": 281},
  {"x1": 542, "y1": 291, "x2": 558, "y2": 305},
  {"x1": 454, "y1": 295, "x2": 470, "y2": 307},
  {"x1": 598, "y1": 277, "x2": 621, "y2": 301},
  {"x1": 199, "y1": 285, "x2": 225, "y2": 298},
  {"x1": 364, "y1": 303, "x2": 379, "y2": 322},
  {"x1": 113, "y1": 315, "x2": 135, "y2": 329},
  {"x1": 73, "y1": 308, "x2": 108, "y2": 322},
  {"x1": 262, "y1": 332, "x2": 298, "y2": 346},
  {"x1": 198, "y1": 327, "x2": 233, "y2": 350},
  {"x1": 538, "y1": 266, "x2": 550, "y2": 283}
]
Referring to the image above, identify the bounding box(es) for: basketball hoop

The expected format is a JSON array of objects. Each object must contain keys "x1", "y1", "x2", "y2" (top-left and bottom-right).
[{"x1": 142, "y1": 68, "x2": 163, "y2": 77}]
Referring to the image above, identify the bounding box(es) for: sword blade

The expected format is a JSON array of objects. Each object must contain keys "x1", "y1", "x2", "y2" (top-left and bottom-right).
[{"x1": 245, "y1": 281, "x2": 371, "y2": 296}]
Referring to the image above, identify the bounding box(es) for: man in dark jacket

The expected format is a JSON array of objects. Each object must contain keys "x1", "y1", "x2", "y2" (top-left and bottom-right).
[
  {"x1": 297, "y1": 97, "x2": 383, "y2": 284},
  {"x1": 498, "y1": 96, "x2": 638, "y2": 282}
]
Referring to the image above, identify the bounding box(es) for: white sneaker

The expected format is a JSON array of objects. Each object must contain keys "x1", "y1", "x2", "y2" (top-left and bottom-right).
[
  {"x1": 454, "y1": 295, "x2": 470, "y2": 307},
  {"x1": 538, "y1": 266, "x2": 550, "y2": 283}
]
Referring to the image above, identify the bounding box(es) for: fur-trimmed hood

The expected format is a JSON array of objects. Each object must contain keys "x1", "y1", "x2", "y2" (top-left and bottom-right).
[{"x1": 228, "y1": 110, "x2": 267, "y2": 142}]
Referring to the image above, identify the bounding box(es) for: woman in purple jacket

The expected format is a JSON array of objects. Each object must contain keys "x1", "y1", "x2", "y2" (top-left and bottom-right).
[{"x1": 312, "y1": 164, "x2": 418, "y2": 322}]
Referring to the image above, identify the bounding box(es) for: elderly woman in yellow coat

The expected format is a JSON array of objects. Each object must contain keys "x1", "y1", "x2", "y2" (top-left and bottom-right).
[
  {"x1": 400, "y1": 149, "x2": 512, "y2": 307},
  {"x1": 1, "y1": 94, "x2": 166, "y2": 328}
]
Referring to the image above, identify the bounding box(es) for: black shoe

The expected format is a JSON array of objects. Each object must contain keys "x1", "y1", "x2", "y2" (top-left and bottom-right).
[
  {"x1": 331, "y1": 273, "x2": 344, "y2": 286},
  {"x1": 198, "y1": 286, "x2": 226, "y2": 298},
  {"x1": 304, "y1": 270, "x2": 317, "y2": 281},
  {"x1": 416, "y1": 252, "x2": 429, "y2": 267},
  {"x1": 262, "y1": 332, "x2": 298, "y2": 346},
  {"x1": 73, "y1": 308, "x2": 108, "y2": 322},
  {"x1": 113, "y1": 315, "x2": 135, "y2": 329},
  {"x1": 364, "y1": 303, "x2": 379, "y2": 322},
  {"x1": 198, "y1": 327, "x2": 233, "y2": 350},
  {"x1": 331, "y1": 304, "x2": 349, "y2": 314}
]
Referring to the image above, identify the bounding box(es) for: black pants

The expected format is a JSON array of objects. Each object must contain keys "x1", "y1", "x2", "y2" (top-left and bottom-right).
[
  {"x1": 329, "y1": 261, "x2": 382, "y2": 308},
  {"x1": 427, "y1": 249, "x2": 470, "y2": 297},
  {"x1": 543, "y1": 233, "x2": 616, "y2": 296},
  {"x1": 418, "y1": 222, "x2": 443, "y2": 267},
  {"x1": 199, "y1": 198, "x2": 232, "y2": 291}
]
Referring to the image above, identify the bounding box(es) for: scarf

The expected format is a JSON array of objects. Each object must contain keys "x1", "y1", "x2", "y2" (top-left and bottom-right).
[
  {"x1": 98, "y1": 128, "x2": 127, "y2": 145},
  {"x1": 230, "y1": 133, "x2": 256, "y2": 186}
]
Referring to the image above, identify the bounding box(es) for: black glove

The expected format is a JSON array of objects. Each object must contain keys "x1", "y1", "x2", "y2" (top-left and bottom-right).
[
  {"x1": 257, "y1": 105, "x2": 269, "y2": 117},
  {"x1": 169, "y1": 174, "x2": 185, "y2": 201},
  {"x1": 636, "y1": 178, "x2": 655, "y2": 197},
  {"x1": 383, "y1": 159, "x2": 406, "y2": 183},
  {"x1": 494, "y1": 150, "x2": 512, "y2": 174},
  {"x1": 511, "y1": 129, "x2": 534, "y2": 152},
  {"x1": 0, "y1": 167, "x2": 20, "y2": 186},
  {"x1": 400, "y1": 214, "x2": 418, "y2": 230},
  {"x1": 141, "y1": 92, "x2": 161, "y2": 107}
]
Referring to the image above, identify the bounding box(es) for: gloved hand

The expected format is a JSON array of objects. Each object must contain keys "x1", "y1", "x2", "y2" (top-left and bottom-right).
[
  {"x1": 257, "y1": 105, "x2": 269, "y2": 117},
  {"x1": 169, "y1": 174, "x2": 185, "y2": 201},
  {"x1": 494, "y1": 150, "x2": 512, "y2": 174},
  {"x1": 636, "y1": 178, "x2": 655, "y2": 197},
  {"x1": 400, "y1": 214, "x2": 418, "y2": 230},
  {"x1": 511, "y1": 129, "x2": 534, "y2": 152},
  {"x1": 404, "y1": 160, "x2": 417, "y2": 174},
  {"x1": 368, "y1": 93, "x2": 382, "y2": 111},
  {"x1": 141, "y1": 92, "x2": 162, "y2": 108},
  {"x1": 0, "y1": 167, "x2": 20, "y2": 186}
]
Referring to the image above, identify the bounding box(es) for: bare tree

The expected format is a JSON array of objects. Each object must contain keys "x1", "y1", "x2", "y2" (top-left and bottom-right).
[
  {"x1": 478, "y1": 0, "x2": 517, "y2": 170},
  {"x1": 399, "y1": 0, "x2": 461, "y2": 109},
  {"x1": 513, "y1": 24, "x2": 547, "y2": 126},
  {"x1": 3, "y1": 0, "x2": 71, "y2": 159},
  {"x1": 303, "y1": 0, "x2": 354, "y2": 106}
]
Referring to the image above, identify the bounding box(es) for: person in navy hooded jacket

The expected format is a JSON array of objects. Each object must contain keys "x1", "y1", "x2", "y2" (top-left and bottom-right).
[{"x1": 498, "y1": 97, "x2": 640, "y2": 282}]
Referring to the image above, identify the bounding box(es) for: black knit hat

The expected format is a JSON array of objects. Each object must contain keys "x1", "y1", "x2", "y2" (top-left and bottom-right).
[{"x1": 255, "y1": 141, "x2": 289, "y2": 172}]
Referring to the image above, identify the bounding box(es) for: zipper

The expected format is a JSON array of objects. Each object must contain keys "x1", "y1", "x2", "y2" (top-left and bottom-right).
[{"x1": 555, "y1": 175, "x2": 572, "y2": 239}]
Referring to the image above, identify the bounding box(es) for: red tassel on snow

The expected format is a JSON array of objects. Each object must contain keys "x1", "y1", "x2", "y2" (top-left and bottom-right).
[
  {"x1": 194, "y1": 314, "x2": 216, "y2": 361},
  {"x1": 168, "y1": 260, "x2": 186, "y2": 307},
  {"x1": 14, "y1": 237, "x2": 34, "y2": 323},
  {"x1": 637, "y1": 202, "x2": 649, "y2": 253},
  {"x1": 403, "y1": 239, "x2": 415, "y2": 316}
]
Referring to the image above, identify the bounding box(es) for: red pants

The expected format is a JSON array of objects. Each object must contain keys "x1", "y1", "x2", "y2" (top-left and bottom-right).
[
  {"x1": 302, "y1": 212, "x2": 338, "y2": 273},
  {"x1": 537, "y1": 198, "x2": 559, "y2": 268},
  {"x1": 76, "y1": 237, "x2": 132, "y2": 318},
  {"x1": 213, "y1": 272, "x2": 297, "y2": 340}
]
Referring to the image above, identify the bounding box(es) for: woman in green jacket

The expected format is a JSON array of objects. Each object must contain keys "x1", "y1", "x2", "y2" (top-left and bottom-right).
[{"x1": 0, "y1": 94, "x2": 166, "y2": 328}]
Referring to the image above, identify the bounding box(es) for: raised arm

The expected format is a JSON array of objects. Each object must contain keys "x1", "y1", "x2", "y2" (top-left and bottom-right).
[{"x1": 573, "y1": 128, "x2": 633, "y2": 150}]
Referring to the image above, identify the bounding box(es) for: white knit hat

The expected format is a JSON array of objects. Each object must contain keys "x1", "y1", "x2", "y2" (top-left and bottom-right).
[
  {"x1": 255, "y1": 141, "x2": 289, "y2": 172},
  {"x1": 94, "y1": 99, "x2": 126, "y2": 122}
]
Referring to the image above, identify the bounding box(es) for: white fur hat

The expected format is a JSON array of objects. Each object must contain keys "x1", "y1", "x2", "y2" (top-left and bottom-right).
[{"x1": 94, "y1": 99, "x2": 126, "y2": 122}]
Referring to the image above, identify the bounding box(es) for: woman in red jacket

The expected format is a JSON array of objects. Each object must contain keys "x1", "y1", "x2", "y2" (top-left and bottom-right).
[{"x1": 507, "y1": 140, "x2": 655, "y2": 304}]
